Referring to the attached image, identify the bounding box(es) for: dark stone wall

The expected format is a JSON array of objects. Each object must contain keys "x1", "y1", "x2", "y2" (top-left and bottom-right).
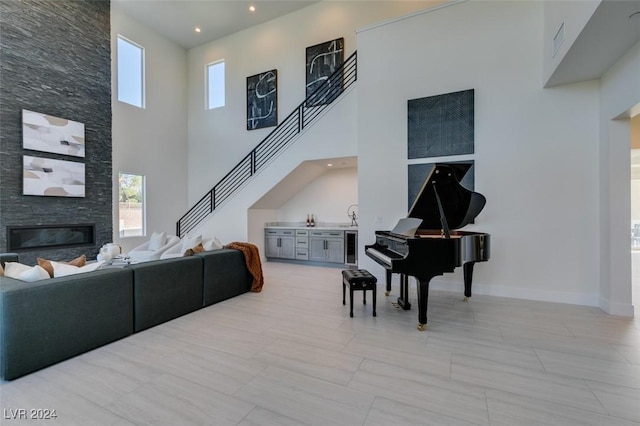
[{"x1": 0, "y1": 0, "x2": 112, "y2": 264}]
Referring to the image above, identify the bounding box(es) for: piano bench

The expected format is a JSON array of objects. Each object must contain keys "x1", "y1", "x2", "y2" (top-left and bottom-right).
[{"x1": 342, "y1": 269, "x2": 377, "y2": 318}]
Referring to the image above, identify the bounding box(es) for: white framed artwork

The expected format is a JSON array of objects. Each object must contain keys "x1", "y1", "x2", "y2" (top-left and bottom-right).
[
  {"x1": 23, "y1": 155, "x2": 85, "y2": 198},
  {"x1": 22, "y1": 109, "x2": 85, "y2": 157}
]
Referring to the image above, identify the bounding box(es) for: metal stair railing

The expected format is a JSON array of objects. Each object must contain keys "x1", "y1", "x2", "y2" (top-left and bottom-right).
[{"x1": 177, "y1": 51, "x2": 357, "y2": 237}]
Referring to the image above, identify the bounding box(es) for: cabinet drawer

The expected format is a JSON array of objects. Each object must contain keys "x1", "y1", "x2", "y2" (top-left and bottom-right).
[
  {"x1": 295, "y1": 248, "x2": 309, "y2": 260},
  {"x1": 296, "y1": 238, "x2": 308, "y2": 247},
  {"x1": 309, "y1": 230, "x2": 344, "y2": 239},
  {"x1": 265, "y1": 228, "x2": 295, "y2": 236},
  {"x1": 296, "y1": 229, "x2": 309, "y2": 236}
]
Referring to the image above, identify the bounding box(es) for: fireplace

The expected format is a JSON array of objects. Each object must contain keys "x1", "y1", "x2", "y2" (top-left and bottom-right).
[{"x1": 7, "y1": 224, "x2": 96, "y2": 251}]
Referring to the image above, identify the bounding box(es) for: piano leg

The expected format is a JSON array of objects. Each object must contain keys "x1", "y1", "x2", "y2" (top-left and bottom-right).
[
  {"x1": 416, "y1": 274, "x2": 441, "y2": 331},
  {"x1": 463, "y1": 262, "x2": 475, "y2": 301},
  {"x1": 385, "y1": 270, "x2": 392, "y2": 296},
  {"x1": 397, "y1": 274, "x2": 411, "y2": 310}
]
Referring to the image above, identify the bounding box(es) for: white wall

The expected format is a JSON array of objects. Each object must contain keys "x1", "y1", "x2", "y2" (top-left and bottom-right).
[
  {"x1": 356, "y1": 1, "x2": 605, "y2": 307},
  {"x1": 278, "y1": 167, "x2": 358, "y2": 225},
  {"x1": 186, "y1": 1, "x2": 442, "y2": 204},
  {"x1": 111, "y1": 8, "x2": 188, "y2": 253},
  {"x1": 599, "y1": 41, "x2": 640, "y2": 316},
  {"x1": 192, "y1": 87, "x2": 359, "y2": 247}
]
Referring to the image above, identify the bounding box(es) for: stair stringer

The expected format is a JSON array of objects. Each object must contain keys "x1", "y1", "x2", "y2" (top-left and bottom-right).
[{"x1": 188, "y1": 86, "x2": 358, "y2": 251}]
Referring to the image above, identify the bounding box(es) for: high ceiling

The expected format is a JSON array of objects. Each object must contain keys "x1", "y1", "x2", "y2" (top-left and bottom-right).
[{"x1": 111, "y1": 0, "x2": 320, "y2": 49}]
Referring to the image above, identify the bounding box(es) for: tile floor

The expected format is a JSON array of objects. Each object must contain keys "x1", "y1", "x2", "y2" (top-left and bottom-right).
[{"x1": 1, "y1": 262, "x2": 639, "y2": 425}]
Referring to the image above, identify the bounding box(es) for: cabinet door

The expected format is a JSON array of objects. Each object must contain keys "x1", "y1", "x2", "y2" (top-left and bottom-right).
[
  {"x1": 309, "y1": 238, "x2": 326, "y2": 261},
  {"x1": 280, "y1": 236, "x2": 295, "y2": 259},
  {"x1": 326, "y1": 238, "x2": 345, "y2": 263},
  {"x1": 265, "y1": 235, "x2": 280, "y2": 258}
]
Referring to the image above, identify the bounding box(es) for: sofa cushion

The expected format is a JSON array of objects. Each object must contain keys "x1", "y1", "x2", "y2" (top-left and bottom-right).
[
  {"x1": 180, "y1": 234, "x2": 202, "y2": 253},
  {"x1": 0, "y1": 253, "x2": 19, "y2": 268},
  {"x1": 3, "y1": 262, "x2": 50, "y2": 282},
  {"x1": 203, "y1": 237, "x2": 223, "y2": 251},
  {"x1": 196, "y1": 249, "x2": 252, "y2": 306},
  {"x1": 126, "y1": 256, "x2": 204, "y2": 332},
  {"x1": 51, "y1": 260, "x2": 105, "y2": 277},
  {"x1": 148, "y1": 231, "x2": 167, "y2": 251},
  {"x1": 0, "y1": 268, "x2": 135, "y2": 380},
  {"x1": 38, "y1": 255, "x2": 87, "y2": 278}
]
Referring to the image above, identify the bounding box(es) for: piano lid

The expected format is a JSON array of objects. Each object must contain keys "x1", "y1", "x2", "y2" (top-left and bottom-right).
[{"x1": 408, "y1": 163, "x2": 486, "y2": 230}]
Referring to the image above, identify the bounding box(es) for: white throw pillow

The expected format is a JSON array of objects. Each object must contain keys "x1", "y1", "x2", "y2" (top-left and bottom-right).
[
  {"x1": 3, "y1": 262, "x2": 50, "y2": 282},
  {"x1": 148, "y1": 231, "x2": 167, "y2": 251},
  {"x1": 204, "y1": 237, "x2": 224, "y2": 251},
  {"x1": 52, "y1": 261, "x2": 105, "y2": 277},
  {"x1": 180, "y1": 234, "x2": 202, "y2": 253}
]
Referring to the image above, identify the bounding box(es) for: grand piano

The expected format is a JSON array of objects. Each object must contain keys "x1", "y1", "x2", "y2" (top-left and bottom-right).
[{"x1": 365, "y1": 163, "x2": 490, "y2": 331}]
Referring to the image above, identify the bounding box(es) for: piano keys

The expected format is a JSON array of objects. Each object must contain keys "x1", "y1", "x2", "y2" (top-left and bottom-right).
[{"x1": 365, "y1": 163, "x2": 490, "y2": 331}]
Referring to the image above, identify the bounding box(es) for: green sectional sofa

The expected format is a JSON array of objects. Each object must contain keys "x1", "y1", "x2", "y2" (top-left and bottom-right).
[{"x1": 0, "y1": 248, "x2": 253, "y2": 381}]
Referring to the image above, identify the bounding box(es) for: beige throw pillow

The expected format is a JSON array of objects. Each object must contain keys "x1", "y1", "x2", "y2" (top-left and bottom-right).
[{"x1": 183, "y1": 242, "x2": 205, "y2": 257}]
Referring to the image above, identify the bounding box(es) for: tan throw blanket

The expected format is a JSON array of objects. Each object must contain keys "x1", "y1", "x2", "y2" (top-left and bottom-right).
[{"x1": 224, "y1": 242, "x2": 264, "y2": 292}]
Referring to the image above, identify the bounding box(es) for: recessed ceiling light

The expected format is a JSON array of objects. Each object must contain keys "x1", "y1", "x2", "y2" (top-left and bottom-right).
[
  {"x1": 327, "y1": 163, "x2": 333, "y2": 167},
  {"x1": 195, "y1": 27, "x2": 201, "y2": 33},
  {"x1": 249, "y1": 5, "x2": 256, "y2": 12}
]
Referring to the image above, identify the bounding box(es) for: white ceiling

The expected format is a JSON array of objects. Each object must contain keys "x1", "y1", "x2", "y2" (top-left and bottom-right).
[
  {"x1": 111, "y1": 0, "x2": 320, "y2": 49},
  {"x1": 546, "y1": 0, "x2": 640, "y2": 87}
]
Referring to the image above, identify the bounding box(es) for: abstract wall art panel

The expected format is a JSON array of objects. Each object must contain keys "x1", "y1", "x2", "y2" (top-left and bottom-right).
[
  {"x1": 305, "y1": 38, "x2": 344, "y2": 106},
  {"x1": 408, "y1": 89, "x2": 474, "y2": 159},
  {"x1": 408, "y1": 161, "x2": 475, "y2": 210},
  {"x1": 23, "y1": 155, "x2": 85, "y2": 197},
  {"x1": 247, "y1": 69, "x2": 278, "y2": 130},
  {"x1": 22, "y1": 109, "x2": 85, "y2": 157}
]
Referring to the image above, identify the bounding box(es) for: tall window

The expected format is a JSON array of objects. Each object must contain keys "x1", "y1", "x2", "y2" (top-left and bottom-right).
[
  {"x1": 206, "y1": 60, "x2": 225, "y2": 109},
  {"x1": 118, "y1": 173, "x2": 145, "y2": 237},
  {"x1": 117, "y1": 36, "x2": 145, "y2": 108}
]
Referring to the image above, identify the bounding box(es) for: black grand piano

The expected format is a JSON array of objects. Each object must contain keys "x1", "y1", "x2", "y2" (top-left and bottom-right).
[{"x1": 365, "y1": 163, "x2": 490, "y2": 331}]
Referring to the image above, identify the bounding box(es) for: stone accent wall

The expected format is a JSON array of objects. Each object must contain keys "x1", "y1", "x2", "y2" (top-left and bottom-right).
[{"x1": 0, "y1": 0, "x2": 112, "y2": 264}]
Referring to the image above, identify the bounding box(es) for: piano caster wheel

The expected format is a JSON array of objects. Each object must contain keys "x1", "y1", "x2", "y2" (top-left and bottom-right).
[
  {"x1": 417, "y1": 323, "x2": 427, "y2": 331},
  {"x1": 385, "y1": 291, "x2": 390, "y2": 296},
  {"x1": 463, "y1": 296, "x2": 469, "y2": 302}
]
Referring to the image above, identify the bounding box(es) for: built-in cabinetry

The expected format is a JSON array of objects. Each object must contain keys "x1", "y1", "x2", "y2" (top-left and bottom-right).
[
  {"x1": 264, "y1": 229, "x2": 295, "y2": 259},
  {"x1": 295, "y1": 229, "x2": 309, "y2": 260},
  {"x1": 265, "y1": 226, "x2": 354, "y2": 265},
  {"x1": 309, "y1": 230, "x2": 344, "y2": 263}
]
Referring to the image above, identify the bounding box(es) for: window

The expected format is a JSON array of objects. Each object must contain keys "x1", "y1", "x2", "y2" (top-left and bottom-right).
[
  {"x1": 206, "y1": 60, "x2": 225, "y2": 109},
  {"x1": 118, "y1": 173, "x2": 145, "y2": 237},
  {"x1": 117, "y1": 36, "x2": 145, "y2": 108}
]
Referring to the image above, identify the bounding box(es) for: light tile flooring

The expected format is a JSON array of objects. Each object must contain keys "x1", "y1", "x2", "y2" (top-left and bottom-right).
[{"x1": 1, "y1": 262, "x2": 640, "y2": 425}]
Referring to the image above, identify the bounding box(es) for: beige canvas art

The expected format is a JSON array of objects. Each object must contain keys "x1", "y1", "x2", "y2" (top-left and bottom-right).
[
  {"x1": 22, "y1": 109, "x2": 85, "y2": 157},
  {"x1": 23, "y1": 155, "x2": 85, "y2": 197}
]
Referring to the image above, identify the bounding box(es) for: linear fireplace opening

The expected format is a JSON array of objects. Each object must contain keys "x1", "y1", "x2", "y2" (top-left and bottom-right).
[{"x1": 7, "y1": 224, "x2": 95, "y2": 251}]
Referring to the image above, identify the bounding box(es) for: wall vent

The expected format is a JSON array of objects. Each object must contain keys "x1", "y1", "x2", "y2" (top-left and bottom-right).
[{"x1": 552, "y1": 22, "x2": 565, "y2": 58}]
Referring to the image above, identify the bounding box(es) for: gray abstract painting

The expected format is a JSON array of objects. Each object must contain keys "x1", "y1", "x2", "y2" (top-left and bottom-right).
[{"x1": 408, "y1": 89, "x2": 474, "y2": 159}]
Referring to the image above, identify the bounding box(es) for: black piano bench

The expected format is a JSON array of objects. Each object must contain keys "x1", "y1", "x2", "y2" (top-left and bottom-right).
[{"x1": 342, "y1": 269, "x2": 377, "y2": 317}]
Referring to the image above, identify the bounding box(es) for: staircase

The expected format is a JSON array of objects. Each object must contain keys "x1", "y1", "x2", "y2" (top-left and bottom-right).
[{"x1": 177, "y1": 51, "x2": 357, "y2": 237}]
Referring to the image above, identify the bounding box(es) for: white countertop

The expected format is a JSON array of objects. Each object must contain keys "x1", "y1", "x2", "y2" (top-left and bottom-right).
[{"x1": 265, "y1": 223, "x2": 357, "y2": 231}]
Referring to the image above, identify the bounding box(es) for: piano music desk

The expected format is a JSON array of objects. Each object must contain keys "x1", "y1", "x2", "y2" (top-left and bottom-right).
[{"x1": 342, "y1": 269, "x2": 377, "y2": 318}]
